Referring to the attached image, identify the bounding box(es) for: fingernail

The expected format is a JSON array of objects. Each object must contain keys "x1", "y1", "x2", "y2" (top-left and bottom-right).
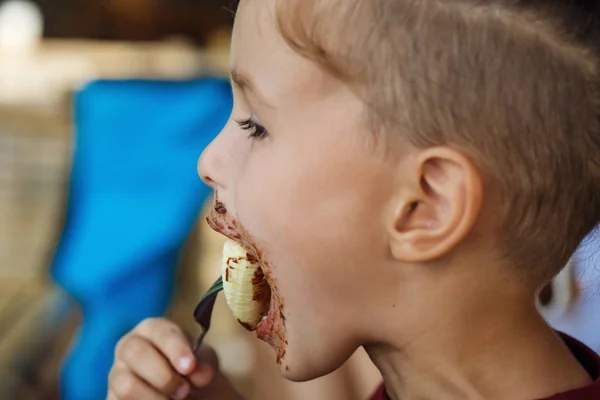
[
  {"x1": 179, "y1": 356, "x2": 194, "y2": 372},
  {"x1": 174, "y1": 383, "x2": 190, "y2": 400}
]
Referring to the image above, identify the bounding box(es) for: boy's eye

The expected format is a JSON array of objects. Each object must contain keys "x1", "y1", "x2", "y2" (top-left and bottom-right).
[{"x1": 236, "y1": 117, "x2": 269, "y2": 140}]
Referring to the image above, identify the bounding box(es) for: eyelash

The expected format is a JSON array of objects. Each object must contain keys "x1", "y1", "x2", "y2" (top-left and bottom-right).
[{"x1": 236, "y1": 118, "x2": 269, "y2": 140}]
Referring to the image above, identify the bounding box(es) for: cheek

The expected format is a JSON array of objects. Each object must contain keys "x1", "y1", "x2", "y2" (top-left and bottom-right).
[{"x1": 234, "y1": 141, "x2": 393, "y2": 335}]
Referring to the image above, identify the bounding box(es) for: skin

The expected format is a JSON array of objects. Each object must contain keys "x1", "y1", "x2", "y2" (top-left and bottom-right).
[
  {"x1": 108, "y1": 318, "x2": 243, "y2": 399},
  {"x1": 108, "y1": 0, "x2": 593, "y2": 399}
]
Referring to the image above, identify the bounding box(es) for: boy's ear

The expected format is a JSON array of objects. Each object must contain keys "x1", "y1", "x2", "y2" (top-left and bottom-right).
[{"x1": 388, "y1": 147, "x2": 483, "y2": 263}]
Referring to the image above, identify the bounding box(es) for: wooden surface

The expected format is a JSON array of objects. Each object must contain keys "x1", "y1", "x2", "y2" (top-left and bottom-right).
[{"x1": 0, "y1": 278, "x2": 78, "y2": 400}]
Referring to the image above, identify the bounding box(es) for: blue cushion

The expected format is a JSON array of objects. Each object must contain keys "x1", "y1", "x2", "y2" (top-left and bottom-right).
[
  {"x1": 50, "y1": 77, "x2": 232, "y2": 400},
  {"x1": 52, "y1": 77, "x2": 232, "y2": 299}
]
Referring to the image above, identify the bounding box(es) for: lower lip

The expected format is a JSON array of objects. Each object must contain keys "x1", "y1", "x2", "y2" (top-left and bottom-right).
[
  {"x1": 256, "y1": 294, "x2": 278, "y2": 344},
  {"x1": 256, "y1": 292, "x2": 287, "y2": 364}
]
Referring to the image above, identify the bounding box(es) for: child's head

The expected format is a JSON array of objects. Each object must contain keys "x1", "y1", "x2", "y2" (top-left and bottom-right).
[{"x1": 199, "y1": 0, "x2": 600, "y2": 382}]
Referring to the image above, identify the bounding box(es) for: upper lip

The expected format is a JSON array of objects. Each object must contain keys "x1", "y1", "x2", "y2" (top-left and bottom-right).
[
  {"x1": 206, "y1": 204, "x2": 270, "y2": 277},
  {"x1": 206, "y1": 208, "x2": 264, "y2": 266},
  {"x1": 206, "y1": 208, "x2": 242, "y2": 242}
]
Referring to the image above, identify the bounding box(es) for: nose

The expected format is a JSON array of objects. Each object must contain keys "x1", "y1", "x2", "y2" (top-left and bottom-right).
[
  {"x1": 197, "y1": 120, "x2": 235, "y2": 191},
  {"x1": 198, "y1": 143, "x2": 218, "y2": 190}
]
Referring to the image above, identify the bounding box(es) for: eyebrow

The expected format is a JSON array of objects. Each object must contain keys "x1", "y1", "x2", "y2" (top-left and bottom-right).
[
  {"x1": 230, "y1": 68, "x2": 274, "y2": 108},
  {"x1": 230, "y1": 68, "x2": 253, "y2": 92}
]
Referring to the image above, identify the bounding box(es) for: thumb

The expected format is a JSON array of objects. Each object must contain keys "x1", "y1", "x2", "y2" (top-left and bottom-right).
[{"x1": 188, "y1": 346, "x2": 219, "y2": 388}]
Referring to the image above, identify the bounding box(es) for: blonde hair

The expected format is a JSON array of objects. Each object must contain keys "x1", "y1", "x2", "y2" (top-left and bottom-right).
[{"x1": 275, "y1": 0, "x2": 600, "y2": 282}]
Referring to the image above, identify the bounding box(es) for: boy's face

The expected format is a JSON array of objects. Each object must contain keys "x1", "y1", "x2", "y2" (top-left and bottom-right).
[{"x1": 199, "y1": 0, "x2": 406, "y2": 380}]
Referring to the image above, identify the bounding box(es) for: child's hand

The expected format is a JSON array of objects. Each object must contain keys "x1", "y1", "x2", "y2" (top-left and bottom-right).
[{"x1": 108, "y1": 318, "x2": 244, "y2": 400}]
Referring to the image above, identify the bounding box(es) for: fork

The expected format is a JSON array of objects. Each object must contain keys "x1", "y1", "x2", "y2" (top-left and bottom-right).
[{"x1": 192, "y1": 276, "x2": 223, "y2": 352}]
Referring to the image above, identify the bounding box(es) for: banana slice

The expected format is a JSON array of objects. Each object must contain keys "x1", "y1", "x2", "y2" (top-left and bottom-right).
[{"x1": 222, "y1": 239, "x2": 271, "y2": 331}]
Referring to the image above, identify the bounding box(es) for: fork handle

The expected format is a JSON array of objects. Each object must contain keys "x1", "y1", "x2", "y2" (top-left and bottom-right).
[{"x1": 193, "y1": 330, "x2": 208, "y2": 353}]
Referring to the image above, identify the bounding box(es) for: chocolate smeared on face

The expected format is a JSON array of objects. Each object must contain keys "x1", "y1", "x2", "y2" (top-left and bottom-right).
[
  {"x1": 207, "y1": 203, "x2": 288, "y2": 363},
  {"x1": 256, "y1": 272, "x2": 287, "y2": 364},
  {"x1": 214, "y1": 201, "x2": 227, "y2": 214},
  {"x1": 206, "y1": 216, "x2": 241, "y2": 241}
]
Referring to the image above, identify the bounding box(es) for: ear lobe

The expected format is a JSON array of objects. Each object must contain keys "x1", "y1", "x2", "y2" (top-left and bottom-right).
[{"x1": 389, "y1": 148, "x2": 483, "y2": 263}]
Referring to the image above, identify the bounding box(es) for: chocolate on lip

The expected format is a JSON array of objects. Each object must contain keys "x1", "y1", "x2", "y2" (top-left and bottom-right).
[
  {"x1": 206, "y1": 202, "x2": 242, "y2": 242},
  {"x1": 206, "y1": 200, "x2": 288, "y2": 363}
]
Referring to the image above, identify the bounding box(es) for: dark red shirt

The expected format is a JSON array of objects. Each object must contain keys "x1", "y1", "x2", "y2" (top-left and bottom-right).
[{"x1": 369, "y1": 334, "x2": 600, "y2": 400}]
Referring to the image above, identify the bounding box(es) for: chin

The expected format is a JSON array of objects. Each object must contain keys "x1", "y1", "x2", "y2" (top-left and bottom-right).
[
  {"x1": 277, "y1": 358, "x2": 342, "y2": 383},
  {"x1": 272, "y1": 338, "x2": 358, "y2": 383}
]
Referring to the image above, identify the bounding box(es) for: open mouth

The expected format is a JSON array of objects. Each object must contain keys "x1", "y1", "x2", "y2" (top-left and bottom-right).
[
  {"x1": 226, "y1": 241, "x2": 280, "y2": 344},
  {"x1": 231, "y1": 246, "x2": 279, "y2": 342},
  {"x1": 206, "y1": 204, "x2": 283, "y2": 350}
]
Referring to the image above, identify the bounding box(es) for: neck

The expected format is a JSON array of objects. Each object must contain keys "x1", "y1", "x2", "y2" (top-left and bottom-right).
[{"x1": 365, "y1": 271, "x2": 591, "y2": 400}]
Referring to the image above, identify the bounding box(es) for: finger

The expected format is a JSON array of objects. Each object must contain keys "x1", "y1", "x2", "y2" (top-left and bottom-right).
[
  {"x1": 118, "y1": 337, "x2": 191, "y2": 399},
  {"x1": 109, "y1": 368, "x2": 167, "y2": 400},
  {"x1": 132, "y1": 318, "x2": 197, "y2": 375},
  {"x1": 195, "y1": 346, "x2": 219, "y2": 369},
  {"x1": 188, "y1": 346, "x2": 219, "y2": 388},
  {"x1": 188, "y1": 362, "x2": 216, "y2": 389}
]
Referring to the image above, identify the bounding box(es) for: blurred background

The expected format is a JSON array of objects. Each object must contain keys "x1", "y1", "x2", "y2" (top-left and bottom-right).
[
  {"x1": 0, "y1": 1, "x2": 598, "y2": 399},
  {"x1": 0, "y1": 0, "x2": 237, "y2": 398}
]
